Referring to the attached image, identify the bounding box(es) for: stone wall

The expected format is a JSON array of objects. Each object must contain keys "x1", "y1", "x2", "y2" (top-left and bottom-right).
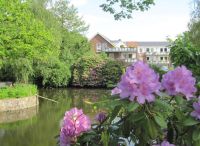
[
  {"x1": 0, "y1": 96, "x2": 39, "y2": 112},
  {"x1": 0, "y1": 106, "x2": 38, "y2": 123}
]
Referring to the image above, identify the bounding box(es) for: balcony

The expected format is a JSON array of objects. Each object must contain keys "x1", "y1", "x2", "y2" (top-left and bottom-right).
[{"x1": 100, "y1": 47, "x2": 137, "y2": 53}]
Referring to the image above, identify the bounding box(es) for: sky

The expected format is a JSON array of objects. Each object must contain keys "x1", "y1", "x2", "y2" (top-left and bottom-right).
[{"x1": 70, "y1": 0, "x2": 193, "y2": 41}]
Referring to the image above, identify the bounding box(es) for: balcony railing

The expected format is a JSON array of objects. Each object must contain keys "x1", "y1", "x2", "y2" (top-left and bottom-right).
[
  {"x1": 117, "y1": 58, "x2": 137, "y2": 63},
  {"x1": 98, "y1": 47, "x2": 137, "y2": 53},
  {"x1": 147, "y1": 60, "x2": 170, "y2": 64}
]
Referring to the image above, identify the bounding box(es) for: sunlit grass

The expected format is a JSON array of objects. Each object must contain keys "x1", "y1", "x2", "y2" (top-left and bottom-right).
[{"x1": 0, "y1": 84, "x2": 37, "y2": 99}]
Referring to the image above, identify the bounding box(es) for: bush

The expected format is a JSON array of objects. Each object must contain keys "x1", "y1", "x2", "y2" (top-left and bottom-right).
[
  {"x1": 71, "y1": 55, "x2": 104, "y2": 87},
  {"x1": 102, "y1": 60, "x2": 124, "y2": 88},
  {"x1": 150, "y1": 64, "x2": 167, "y2": 79},
  {"x1": 33, "y1": 57, "x2": 71, "y2": 87},
  {"x1": 71, "y1": 56, "x2": 124, "y2": 88},
  {"x1": 0, "y1": 84, "x2": 37, "y2": 99}
]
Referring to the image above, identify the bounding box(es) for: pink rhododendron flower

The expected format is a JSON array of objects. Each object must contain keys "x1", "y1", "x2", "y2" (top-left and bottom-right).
[
  {"x1": 111, "y1": 87, "x2": 121, "y2": 95},
  {"x1": 161, "y1": 66, "x2": 196, "y2": 100},
  {"x1": 153, "y1": 140, "x2": 175, "y2": 146},
  {"x1": 60, "y1": 108, "x2": 91, "y2": 146},
  {"x1": 191, "y1": 101, "x2": 200, "y2": 120},
  {"x1": 111, "y1": 61, "x2": 161, "y2": 104}
]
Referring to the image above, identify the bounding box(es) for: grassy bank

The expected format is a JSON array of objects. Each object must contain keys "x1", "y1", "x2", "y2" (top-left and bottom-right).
[{"x1": 0, "y1": 84, "x2": 37, "y2": 99}]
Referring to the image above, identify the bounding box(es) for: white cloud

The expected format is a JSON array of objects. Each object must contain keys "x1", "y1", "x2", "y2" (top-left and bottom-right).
[{"x1": 70, "y1": 0, "x2": 88, "y2": 7}]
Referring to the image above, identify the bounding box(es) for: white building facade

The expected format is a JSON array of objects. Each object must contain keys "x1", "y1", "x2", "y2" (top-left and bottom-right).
[
  {"x1": 137, "y1": 42, "x2": 171, "y2": 67},
  {"x1": 90, "y1": 33, "x2": 171, "y2": 67}
]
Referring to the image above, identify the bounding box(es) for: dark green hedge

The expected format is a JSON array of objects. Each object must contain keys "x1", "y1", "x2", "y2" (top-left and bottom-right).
[{"x1": 71, "y1": 56, "x2": 124, "y2": 88}]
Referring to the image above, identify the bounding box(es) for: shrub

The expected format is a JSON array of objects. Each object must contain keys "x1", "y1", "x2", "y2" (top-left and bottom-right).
[
  {"x1": 71, "y1": 56, "x2": 124, "y2": 88},
  {"x1": 0, "y1": 84, "x2": 37, "y2": 99},
  {"x1": 150, "y1": 64, "x2": 168, "y2": 79},
  {"x1": 71, "y1": 55, "x2": 104, "y2": 87},
  {"x1": 101, "y1": 60, "x2": 124, "y2": 88}
]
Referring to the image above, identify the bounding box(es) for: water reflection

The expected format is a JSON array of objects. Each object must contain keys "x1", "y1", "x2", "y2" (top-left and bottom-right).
[
  {"x1": 0, "y1": 88, "x2": 110, "y2": 146},
  {"x1": 0, "y1": 106, "x2": 38, "y2": 124}
]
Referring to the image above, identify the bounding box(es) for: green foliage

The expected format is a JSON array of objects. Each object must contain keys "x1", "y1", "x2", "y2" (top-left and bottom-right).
[
  {"x1": 0, "y1": 0, "x2": 58, "y2": 83},
  {"x1": 101, "y1": 60, "x2": 124, "y2": 88},
  {"x1": 71, "y1": 56, "x2": 124, "y2": 88},
  {"x1": 150, "y1": 64, "x2": 167, "y2": 79},
  {"x1": 100, "y1": 0, "x2": 155, "y2": 20},
  {"x1": 169, "y1": 32, "x2": 200, "y2": 81},
  {"x1": 72, "y1": 55, "x2": 105, "y2": 87},
  {"x1": 52, "y1": 0, "x2": 89, "y2": 33},
  {"x1": 34, "y1": 57, "x2": 71, "y2": 87},
  {"x1": 71, "y1": 64, "x2": 200, "y2": 145},
  {"x1": 188, "y1": 0, "x2": 200, "y2": 48},
  {"x1": 0, "y1": 84, "x2": 37, "y2": 99},
  {"x1": 76, "y1": 93, "x2": 200, "y2": 145},
  {"x1": 0, "y1": 0, "x2": 92, "y2": 87}
]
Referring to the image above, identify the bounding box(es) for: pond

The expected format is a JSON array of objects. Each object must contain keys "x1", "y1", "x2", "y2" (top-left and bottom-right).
[{"x1": 0, "y1": 88, "x2": 110, "y2": 146}]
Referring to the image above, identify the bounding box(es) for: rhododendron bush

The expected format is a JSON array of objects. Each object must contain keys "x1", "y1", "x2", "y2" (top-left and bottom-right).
[{"x1": 59, "y1": 61, "x2": 200, "y2": 146}]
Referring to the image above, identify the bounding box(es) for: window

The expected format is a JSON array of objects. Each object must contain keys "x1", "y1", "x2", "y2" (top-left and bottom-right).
[
  {"x1": 102, "y1": 43, "x2": 108, "y2": 49},
  {"x1": 129, "y1": 54, "x2": 132, "y2": 59},
  {"x1": 160, "y1": 48, "x2": 163, "y2": 52},
  {"x1": 96, "y1": 43, "x2": 101, "y2": 51},
  {"x1": 123, "y1": 54, "x2": 128, "y2": 59},
  {"x1": 160, "y1": 57, "x2": 163, "y2": 61},
  {"x1": 140, "y1": 48, "x2": 142, "y2": 52},
  {"x1": 151, "y1": 48, "x2": 154, "y2": 52},
  {"x1": 164, "y1": 48, "x2": 168, "y2": 52},
  {"x1": 165, "y1": 57, "x2": 168, "y2": 61},
  {"x1": 146, "y1": 57, "x2": 150, "y2": 61},
  {"x1": 146, "y1": 48, "x2": 150, "y2": 52}
]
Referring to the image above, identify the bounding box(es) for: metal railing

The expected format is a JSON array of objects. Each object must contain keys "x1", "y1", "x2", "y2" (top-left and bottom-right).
[{"x1": 99, "y1": 47, "x2": 137, "y2": 52}]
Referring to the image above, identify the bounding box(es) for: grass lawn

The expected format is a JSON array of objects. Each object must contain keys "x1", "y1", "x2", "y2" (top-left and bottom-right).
[{"x1": 0, "y1": 84, "x2": 37, "y2": 99}]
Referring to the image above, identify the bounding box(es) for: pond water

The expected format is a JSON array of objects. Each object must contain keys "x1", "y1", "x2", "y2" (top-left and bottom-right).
[{"x1": 0, "y1": 88, "x2": 110, "y2": 146}]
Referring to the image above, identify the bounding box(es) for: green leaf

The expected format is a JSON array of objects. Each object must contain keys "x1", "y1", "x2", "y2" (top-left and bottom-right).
[
  {"x1": 154, "y1": 113, "x2": 167, "y2": 128},
  {"x1": 194, "y1": 139, "x2": 200, "y2": 146},
  {"x1": 127, "y1": 102, "x2": 140, "y2": 112},
  {"x1": 193, "y1": 129, "x2": 200, "y2": 141},
  {"x1": 154, "y1": 99, "x2": 173, "y2": 111},
  {"x1": 175, "y1": 96, "x2": 185, "y2": 105},
  {"x1": 131, "y1": 112, "x2": 145, "y2": 123},
  {"x1": 109, "y1": 105, "x2": 122, "y2": 123},
  {"x1": 146, "y1": 118, "x2": 158, "y2": 139},
  {"x1": 183, "y1": 117, "x2": 199, "y2": 126}
]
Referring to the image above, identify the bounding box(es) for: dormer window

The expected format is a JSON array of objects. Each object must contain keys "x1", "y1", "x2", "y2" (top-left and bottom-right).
[
  {"x1": 164, "y1": 48, "x2": 168, "y2": 52},
  {"x1": 146, "y1": 48, "x2": 150, "y2": 52},
  {"x1": 160, "y1": 48, "x2": 163, "y2": 52}
]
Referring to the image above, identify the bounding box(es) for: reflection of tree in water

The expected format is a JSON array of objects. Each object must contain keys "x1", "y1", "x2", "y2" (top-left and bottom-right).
[
  {"x1": 39, "y1": 88, "x2": 110, "y2": 113},
  {"x1": 0, "y1": 95, "x2": 72, "y2": 146},
  {"x1": 0, "y1": 89, "x2": 110, "y2": 146}
]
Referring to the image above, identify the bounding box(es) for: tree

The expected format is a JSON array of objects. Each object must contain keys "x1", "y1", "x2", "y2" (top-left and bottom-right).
[
  {"x1": 169, "y1": 32, "x2": 200, "y2": 81},
  {"x1": 0, "y1": 0, "x2": 55, "y2": 83},
  {"x1": 100, "y1": 0, "x2": 155, "y2": 20},
  {"x1": 52, "y1": 0, "x2": 89, "y2": 33},
  {"x1": 189, "y1": 0, "x2": 200, "y2": 48}
]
